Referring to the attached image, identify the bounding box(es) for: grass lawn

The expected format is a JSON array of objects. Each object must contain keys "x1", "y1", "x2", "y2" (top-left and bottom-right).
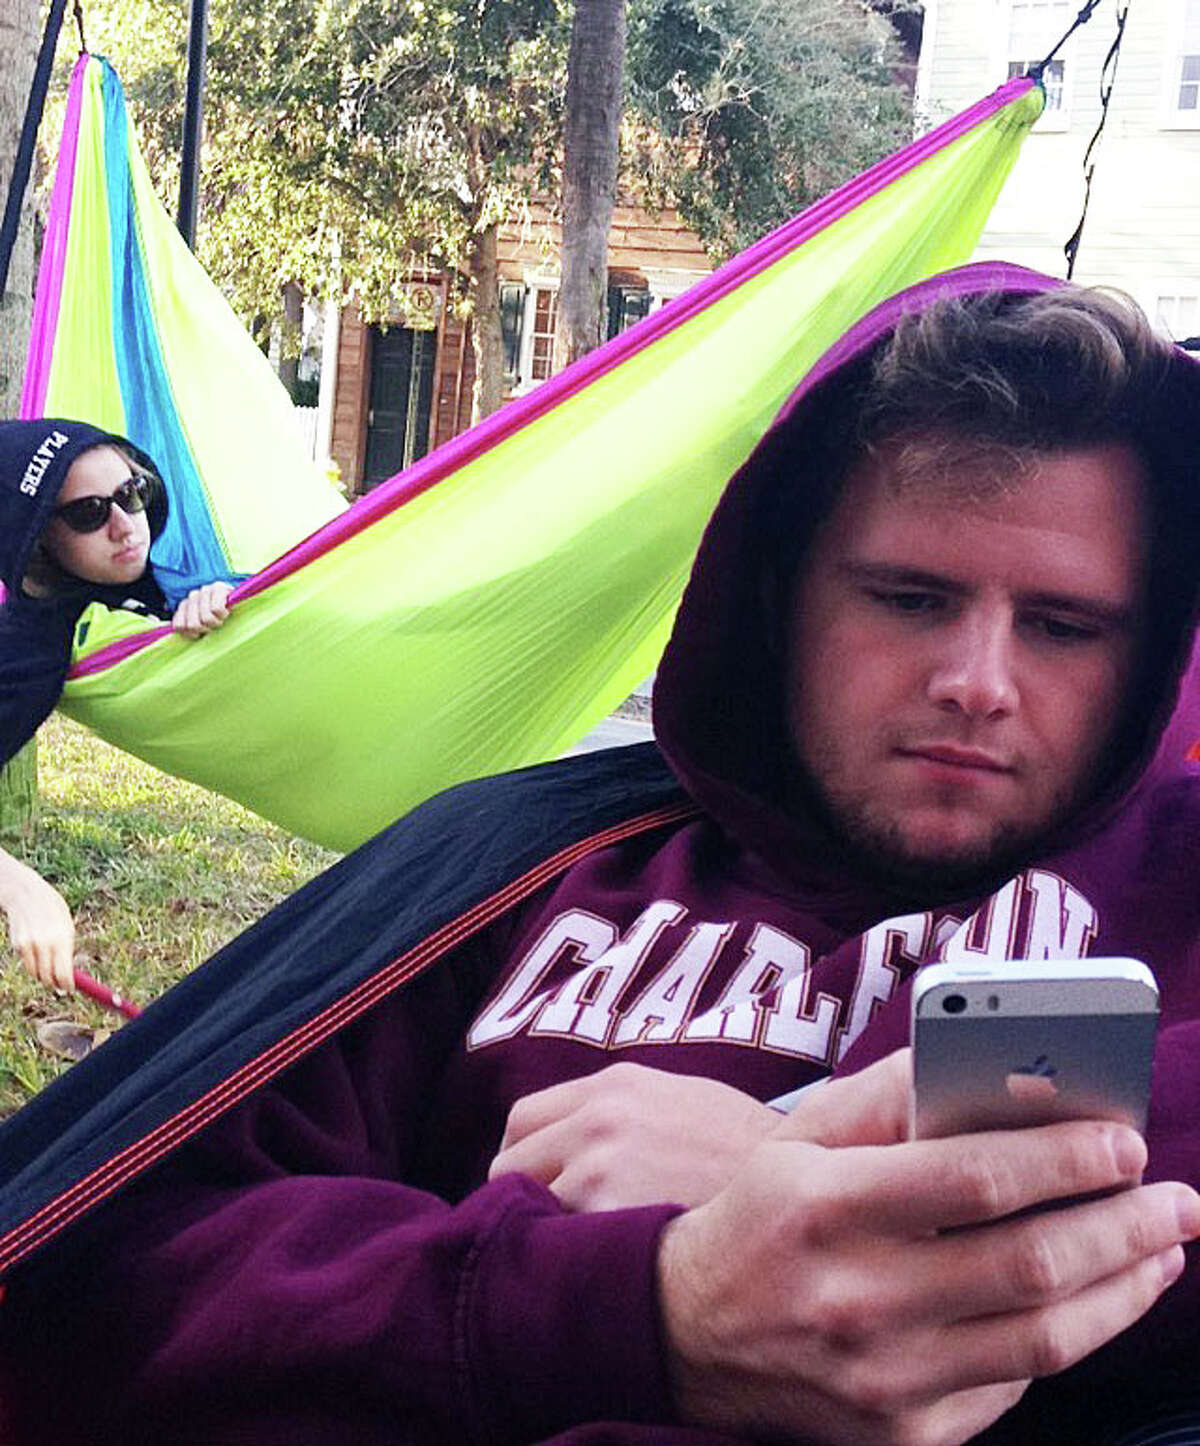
[{"x1": 0, "y1": 714, "x2": 339, "y2": 1116}]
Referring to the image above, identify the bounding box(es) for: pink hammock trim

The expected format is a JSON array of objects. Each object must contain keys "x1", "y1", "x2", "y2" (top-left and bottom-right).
[{"x1": 21, "y1": 55, "x2": 87, "y2": 421}]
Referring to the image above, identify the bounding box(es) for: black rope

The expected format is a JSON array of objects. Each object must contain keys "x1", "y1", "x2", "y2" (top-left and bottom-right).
[
  {"x1": 1028, "y1": 0, "x2": 1103, "y2": 80},
  {"x1": 1063, "y1": 1, "x2": 1131, "y2": 278},
  {"x1": 74, "y1": 1, "x2": 87, "y2": 53},
  {"x1": 0, "y1": 0, "x2": 70, "y2": 297}
]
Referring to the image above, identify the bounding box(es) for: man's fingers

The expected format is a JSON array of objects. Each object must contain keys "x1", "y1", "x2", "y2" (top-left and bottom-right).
[
  {"x1": 775, "y1": 1049, "x2": 913, "y2": 1147},
  {"x1": 780, "y1": 1118, "x2": 1148, "y2": 1237},
  {"x1": 489, "y1": 1118, "x2": 566, "y2": 1184},
  {"x1": 807, "y1": 1181, "x2": 1199, "y2": 1341},
  {"x1": 933, "y1": 1181, "x2": 1200, "y2": 1318},
  {"x1": 497, "y1": 1076, "x2": 594, "y2": 1153},
  {"x1": 796, "y1": 1234, "x2": 1183, "y2": 1421},
  {"x1": 910, "y1": 1245, "x2": 1180, "y2": 1399},
  {"x1": 931, "y1": 1122, "x2": 1147, "y2": 1229}
]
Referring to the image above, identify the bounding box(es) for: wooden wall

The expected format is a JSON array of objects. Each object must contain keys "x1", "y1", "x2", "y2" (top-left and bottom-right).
[
  {"x1": 328, "y1": 197, "x2": 713, "y2": 491},
  {"x1": 329, "y1": 306, "x2": 371, "y2": 489}
]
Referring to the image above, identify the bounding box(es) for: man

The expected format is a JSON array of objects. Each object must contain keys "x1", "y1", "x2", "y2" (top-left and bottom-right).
[{"x1": 2, "y1": 263, "x2": 1200, "y2": 1445}]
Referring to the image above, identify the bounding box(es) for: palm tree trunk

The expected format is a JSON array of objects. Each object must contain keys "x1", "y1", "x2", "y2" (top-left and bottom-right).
[
  {"x1": 554, "y1": 0, "x2": 626, "y2": 373},
  {"x1": 467, "y1": 220, "x2": 504, "y2": 423}
]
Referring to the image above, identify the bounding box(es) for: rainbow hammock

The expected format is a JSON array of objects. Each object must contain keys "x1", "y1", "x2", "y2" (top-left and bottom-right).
[{"x1": 24, "y1": 55, "x2": 1042, "y2": 852}]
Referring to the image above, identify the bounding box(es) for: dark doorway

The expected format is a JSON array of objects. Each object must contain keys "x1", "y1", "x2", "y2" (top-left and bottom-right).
[{"x1": 363, "y1": 325, "x2": 436, "y2": 488}]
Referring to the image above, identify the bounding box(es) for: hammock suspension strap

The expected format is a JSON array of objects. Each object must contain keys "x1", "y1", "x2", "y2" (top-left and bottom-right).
[
  {"x1": 1029, "y1": 0, "x2": 1103, "y2": 77},
  {"x1": 1063, "y1": 0, "x2": 1132, "y2": 278}
]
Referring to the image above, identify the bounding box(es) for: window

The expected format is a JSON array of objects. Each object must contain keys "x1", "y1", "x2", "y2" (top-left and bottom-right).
[
  {"x1": 606, "y1": 284, "x2": 652, "y2": 341},
  {"x1": 503, "y1": 278, "x2": 654, "y2": 392},
  {"x1": 1007, "y1": 57, "x2": 1064, "y2": 110},
  {"x1": 499, "y1": 282, "x2": 556, "y2": 392},
  {"x1": 1007, "y1": 0, "x2": 1071, "y2": 121},
  {"x1": 528, "y1": 288, "x2": 559, "y2": 383},
  {"x1": 1155, "y1": 292, "x2": 1200, "y2": 345},
  {"x1": 1163, "y1": 0, "x2": 1200, "y2": 124},
  {"x1": 1176, "y1": 0, "x2": 1200, "y2": 111},
  {"x1": 500, "y1": 283, "x2": 526, "y2": 385}
]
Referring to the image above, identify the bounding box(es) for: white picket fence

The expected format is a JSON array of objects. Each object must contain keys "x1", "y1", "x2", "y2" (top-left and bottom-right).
[{"x1": 293, "y1": 405, "x2": 320, "y2": 460}]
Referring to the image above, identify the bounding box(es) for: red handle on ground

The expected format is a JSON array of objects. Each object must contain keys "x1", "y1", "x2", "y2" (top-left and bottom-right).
[{"x1": 73, "y1": 967, "x2": 142, "y2": 1020}]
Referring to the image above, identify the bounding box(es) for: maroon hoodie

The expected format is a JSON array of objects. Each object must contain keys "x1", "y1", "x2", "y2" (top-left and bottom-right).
[{"x1": 3, "y1": 263, "x2": 1200, "y2": 1445}]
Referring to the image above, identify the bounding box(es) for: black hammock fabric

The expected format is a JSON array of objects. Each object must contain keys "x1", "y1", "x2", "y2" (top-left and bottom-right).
[{"x1": 0, "y1": 742, "x2": 688, "y2": 1279}]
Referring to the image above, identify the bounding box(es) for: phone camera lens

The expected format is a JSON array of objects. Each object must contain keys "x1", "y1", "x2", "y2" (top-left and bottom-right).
[{"x1": 942, "y1": 993, "x2": 968, "y2": 1014}]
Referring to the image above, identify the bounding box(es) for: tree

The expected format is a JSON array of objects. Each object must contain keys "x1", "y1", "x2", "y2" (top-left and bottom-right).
[
  {"x1": 52, "y1": 0, "x2": 910, "y2": 411},
  {"x1": 626, "y1": 0, "x2": 912, "y2": 261},
  {"x1": 81, "y1": 0, "x2": 570, "y2": 423},
  {"x1": 553, "y1": 0, "x2": 626, "y2": 372},
  {"x1": 0, "y1": 0, "x2": 43, "y2": 842},
  {"x1": 278, "y1": 279, "x2": 303, "y2": 401}
]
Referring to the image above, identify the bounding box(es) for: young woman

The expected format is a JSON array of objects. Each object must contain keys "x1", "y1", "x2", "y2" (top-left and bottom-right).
[{"x1": 0, "y1": 418, "x2": 235, "y2": 994}]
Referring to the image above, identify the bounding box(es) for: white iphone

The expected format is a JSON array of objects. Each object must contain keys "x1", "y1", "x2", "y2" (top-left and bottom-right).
[{"x1": 911, "y1": 957, "x2": 1159, "y2": 1139}]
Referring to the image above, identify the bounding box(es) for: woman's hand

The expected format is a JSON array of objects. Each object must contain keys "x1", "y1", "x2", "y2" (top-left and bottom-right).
[
  {"x1": 171, "y1": 581, "x2": 233, "y2": 638},
  {"x1": 0, "y1": 846, "x2": 76, "y2": 992}
]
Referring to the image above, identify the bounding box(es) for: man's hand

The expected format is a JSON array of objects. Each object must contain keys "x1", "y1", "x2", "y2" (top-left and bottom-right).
[
  {"x1": 489, "y1": 1062, "x2": 779, "y2": 1210},
  {"x1": 171, "y1": 581, "x2": 233, "y2": 638},
  {"x1": 657, "y1": 1049, "x2": 1200, "y2": 1446},
  {"x1": 0, "y1": 846, "x2": 76, "y2": 992}
]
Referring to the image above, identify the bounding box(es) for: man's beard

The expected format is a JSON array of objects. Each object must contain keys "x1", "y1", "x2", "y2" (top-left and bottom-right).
[
  {"x1": 791, "y1": 764, "x2": 1076, "y2": 902},
  {"x1": 821, "y1": 797, "x2": 1040, "y2": 898}
]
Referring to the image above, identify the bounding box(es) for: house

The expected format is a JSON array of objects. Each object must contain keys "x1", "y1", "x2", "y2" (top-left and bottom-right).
[
  {"x1": 916, "y1": 0, "x2": 1200, "y2": 340},
  {"x1": 314, "y1": 200, "x2": 713, "y2": 494}
]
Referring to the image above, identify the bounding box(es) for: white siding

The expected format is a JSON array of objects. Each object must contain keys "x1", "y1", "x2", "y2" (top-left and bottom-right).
[{"x1": 920, "y1": 0, "x2": 1200, "y2": 332}]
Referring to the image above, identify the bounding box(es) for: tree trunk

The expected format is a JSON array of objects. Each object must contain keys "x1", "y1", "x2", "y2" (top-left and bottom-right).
[
  {"x1": 278, "y1": 280, "x2": 303, "y2": 400},
  {"x1": 0, "y1": 0, "x2": 43, "y2": 839},
  {"x1": 0, "y1": 0, "x2": 39, "y2": 414},
  {"x1": 553, "y1": 0, "x2": 626, "y2": 373},
  {"x1": 467, "y1": 222, "x2": 504, "y2": 423}
]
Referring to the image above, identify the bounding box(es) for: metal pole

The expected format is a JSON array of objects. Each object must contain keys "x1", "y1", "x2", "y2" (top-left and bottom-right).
[{"x1": 177, "y1": 0, "x2": 209, "y2": 249}]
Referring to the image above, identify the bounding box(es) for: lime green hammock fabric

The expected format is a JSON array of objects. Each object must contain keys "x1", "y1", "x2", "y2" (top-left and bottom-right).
[{"x1": 27, "y1": 55, "x2": 1041, "y2": 852}]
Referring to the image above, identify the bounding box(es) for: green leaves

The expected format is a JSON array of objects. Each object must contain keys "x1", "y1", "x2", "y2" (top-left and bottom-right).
[
  {"x1": 49, "y1": 0, "x2": 910, "y2": 337},
  {"x1": 626, "y1": 0, "x2": 912, "y2": 260},
  {"x1": 70, "y1": 0, "x2": 568, "y2": 326}
]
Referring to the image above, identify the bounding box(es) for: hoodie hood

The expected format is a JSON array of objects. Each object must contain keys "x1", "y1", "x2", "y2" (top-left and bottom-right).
[
  {"x1": 0, "y1": 418, "x2": 168, "y2": 598},
  {"x1": 653, "y1": 262, "x2": 1200, "y2": 896}
]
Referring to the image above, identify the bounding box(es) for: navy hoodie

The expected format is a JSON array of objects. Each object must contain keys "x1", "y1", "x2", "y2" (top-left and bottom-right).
[
  {"x1": 0, "y1": 419, "x2": 169, "y2": 766},
  {"x1": 2, "y1": 267, "x2": 1200, "y2": 1444}
]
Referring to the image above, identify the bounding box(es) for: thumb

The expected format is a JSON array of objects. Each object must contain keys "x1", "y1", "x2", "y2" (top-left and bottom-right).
[{"x1": 773, "y1": 1048, "x2": 912, "y2": 1148}]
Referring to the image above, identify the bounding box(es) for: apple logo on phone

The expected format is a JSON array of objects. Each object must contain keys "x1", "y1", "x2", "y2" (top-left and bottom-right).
[{"x1": 1006, "y1": 1055, "x2": 1060, "y2": 1104}]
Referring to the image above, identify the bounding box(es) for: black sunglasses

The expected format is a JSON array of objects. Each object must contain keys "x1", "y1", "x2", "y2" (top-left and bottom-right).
[{"x1": 53, "y1": 475, "x2": 152, "y2": 534}]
